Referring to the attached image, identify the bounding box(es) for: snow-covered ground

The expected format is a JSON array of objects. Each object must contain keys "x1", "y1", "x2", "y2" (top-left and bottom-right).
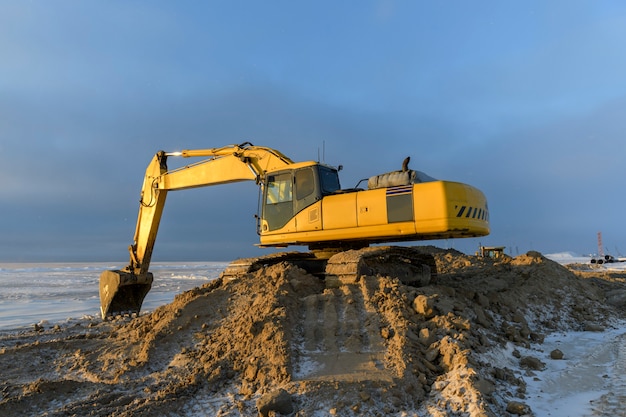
[
  {"x1": 546, "y1": 251, "x2": 626, "y2": 270},
  {"x1": 0, "y1": 262, "x2": 226, "y2": 331},
  {"x1": 484, "y1": 321, "x2": 626, "y2": 416},
  {"x1": 545, "y1": 252, "x2": 593, "y2": 265},
  {"x1": 484, "y1": 252, "x2": 626, "y2": 416}
]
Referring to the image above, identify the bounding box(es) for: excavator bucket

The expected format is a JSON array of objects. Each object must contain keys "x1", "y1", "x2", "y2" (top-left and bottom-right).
[{"x1": 99, "y1": 270, "x2": 153, "y2": 318}]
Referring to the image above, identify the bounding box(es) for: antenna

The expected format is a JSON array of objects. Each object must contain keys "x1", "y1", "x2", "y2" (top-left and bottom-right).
[{"x1": 317, "y1": 141, "x2": 326, "y2": 162}]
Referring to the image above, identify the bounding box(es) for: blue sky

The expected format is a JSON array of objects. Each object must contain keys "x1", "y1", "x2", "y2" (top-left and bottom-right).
[{"x1": 2, "y1": 1, "x2": 626, "y2": 262}]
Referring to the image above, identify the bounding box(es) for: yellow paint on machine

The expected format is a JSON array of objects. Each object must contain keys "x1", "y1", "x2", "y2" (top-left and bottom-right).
[
  {"x1": 356, "y1": 188, "x2": 388, "y2": 226},
  {"x1": 321, "y1": 193, "x2": 358, "y2": 229},
  {"x1": 259, "y1": 180, "x2": 489, "y2": 247}
]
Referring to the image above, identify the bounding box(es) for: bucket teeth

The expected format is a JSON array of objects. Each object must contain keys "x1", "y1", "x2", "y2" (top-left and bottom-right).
[{"x1": 99, "y1": 270, "x2": 153, "y2": 318}]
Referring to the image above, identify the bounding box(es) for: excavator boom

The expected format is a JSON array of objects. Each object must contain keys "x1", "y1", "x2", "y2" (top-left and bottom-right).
[{"x1": 99, "y1": 143, "x2": 295, "y2": 318}]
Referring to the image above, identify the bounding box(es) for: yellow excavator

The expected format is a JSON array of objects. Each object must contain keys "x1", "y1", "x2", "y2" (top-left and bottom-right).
[{"x1": 99, "y1": 142, "x2": 489, "y2": 318}]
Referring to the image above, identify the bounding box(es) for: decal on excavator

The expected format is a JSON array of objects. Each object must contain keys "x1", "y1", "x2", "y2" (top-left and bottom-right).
[{"x1": 455, "y1": 205, "x2": 489, "y2": 221}]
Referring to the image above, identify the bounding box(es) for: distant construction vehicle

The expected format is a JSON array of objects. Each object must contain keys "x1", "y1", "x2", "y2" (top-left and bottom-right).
[
  {"x1": 99, "y1": 142, "x2": 490, "y2": 318},
  {"x1": 476, "y1": 246, "x2": 506, "y2": 259}
]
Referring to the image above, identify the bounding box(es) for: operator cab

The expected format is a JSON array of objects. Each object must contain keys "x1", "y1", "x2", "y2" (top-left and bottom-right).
[{"x1": 261, "y1": 163, "x2": 340, "y2": 232}]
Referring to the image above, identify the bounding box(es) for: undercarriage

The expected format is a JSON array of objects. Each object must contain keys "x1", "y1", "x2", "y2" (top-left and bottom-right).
[{"x1": 221, "y1": 246, "x2": 437, "y2": 288}]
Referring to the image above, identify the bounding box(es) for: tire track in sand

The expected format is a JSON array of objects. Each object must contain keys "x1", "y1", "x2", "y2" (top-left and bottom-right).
[
  {"x1": 589, "y1": 332, "x2": 626, "y2": 416},
  {"x1": 294, "y1": 281, "x2": 392, "y2": 382}
]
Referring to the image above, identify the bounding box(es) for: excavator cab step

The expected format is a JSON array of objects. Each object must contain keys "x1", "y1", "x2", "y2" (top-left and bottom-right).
[{"x1": 99, "y1": 270, "x2": 153, "y2": 318}]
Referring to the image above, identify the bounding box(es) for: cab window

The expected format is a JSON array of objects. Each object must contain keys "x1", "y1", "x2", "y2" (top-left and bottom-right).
[
  {"x1": 295, "y1": 168, "x2": 315, "y2": 200},
  {"x1": 319, "y1": 166, "x2": 341, "y2": 195},
  {"x1": 266, "y1": 173, "x2": 293, "y2": 204}
]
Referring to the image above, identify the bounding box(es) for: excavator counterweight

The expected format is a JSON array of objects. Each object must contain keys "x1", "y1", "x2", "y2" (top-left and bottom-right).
[{"x1": 99, "y1": 142, "x2": 490, "y2": 318}]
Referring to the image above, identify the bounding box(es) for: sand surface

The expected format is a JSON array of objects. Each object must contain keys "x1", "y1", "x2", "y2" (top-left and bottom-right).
[{"x1": 1, "y1": 247, "x2": 626, "y2": 416}]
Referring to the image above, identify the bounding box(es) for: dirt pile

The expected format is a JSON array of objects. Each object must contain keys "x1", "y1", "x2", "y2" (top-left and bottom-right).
[{"x1": 1, "y1": 248, "x2": 626, "y2": 416}]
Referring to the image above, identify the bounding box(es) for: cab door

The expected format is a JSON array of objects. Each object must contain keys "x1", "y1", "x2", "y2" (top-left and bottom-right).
[{"x1": 262, "y1": 172, "x2": 294, "y2": 231}]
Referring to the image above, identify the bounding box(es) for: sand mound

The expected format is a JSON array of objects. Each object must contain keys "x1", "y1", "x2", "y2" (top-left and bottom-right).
[{"x1": 1, "y1": 248, "x2": 626, "y2": 416}]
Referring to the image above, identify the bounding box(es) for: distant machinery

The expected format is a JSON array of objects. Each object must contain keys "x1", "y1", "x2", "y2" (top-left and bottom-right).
[
  {"x1": 476, "y1": 245, "x2": 505, "y2": 259},
  {"x1": 590, "y1": 232, "x2": 623, "y2": 264}
]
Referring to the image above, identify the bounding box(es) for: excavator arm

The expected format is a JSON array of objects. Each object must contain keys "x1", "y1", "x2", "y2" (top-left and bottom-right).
[{"x1": 99, "y1": 142, "x2": 294, "y2": 318}]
